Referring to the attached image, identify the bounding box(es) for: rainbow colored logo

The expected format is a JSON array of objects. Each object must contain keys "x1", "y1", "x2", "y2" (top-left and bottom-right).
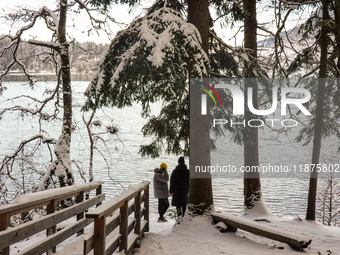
[{"x1": 196, "y1": 82, "x2": 222, "y2": 106}]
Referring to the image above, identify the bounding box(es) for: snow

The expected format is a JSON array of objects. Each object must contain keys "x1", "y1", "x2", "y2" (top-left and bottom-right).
[
  {"x1": 88, "y1": 6, "x2": 209, "y2": 94},
  {"x1": 240, "y1": 197, "x2": 276, "y2": 220},
  {"x1": 134, "y1": 212, "x2": 340, "y2": 255},
  {"x1": 28, "y1": 39, "x2": 61, "y2": 49},
  {"x1": 14, "y1": 182, "x2": 100, "y2": 204},
  {"x1": 10, "y1": 209, "x2": 340, "y2": 255}
]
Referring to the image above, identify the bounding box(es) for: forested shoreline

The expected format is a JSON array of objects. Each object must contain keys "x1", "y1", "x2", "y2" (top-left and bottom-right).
[{"x1": 0, "y1": 38, "x2": 108, "y2": 75}]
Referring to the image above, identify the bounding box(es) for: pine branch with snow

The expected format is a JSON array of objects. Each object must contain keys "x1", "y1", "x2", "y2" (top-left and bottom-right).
[{"x1": 84, "y1": 5, "x2": 210, "y2": 112}]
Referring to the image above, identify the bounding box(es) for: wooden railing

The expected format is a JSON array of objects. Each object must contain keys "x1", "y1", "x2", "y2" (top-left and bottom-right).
[
  {"x1": 84, "y1": 181, "x2": 150, "y2": 255},
  {"x1": 0, "y1": 181, "x2": 104, "y2": 255}
]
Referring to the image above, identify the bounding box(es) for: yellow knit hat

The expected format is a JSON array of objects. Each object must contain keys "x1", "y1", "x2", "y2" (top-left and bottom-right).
[{"x1": 160, "y1": 162, "x2": 167, "y2": 170}]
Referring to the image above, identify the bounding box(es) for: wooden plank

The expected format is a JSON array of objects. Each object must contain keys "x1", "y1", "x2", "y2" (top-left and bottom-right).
[
  {"x1": 77, "y1": 191, "x2": 85, "y2": 236},
  {"x1": 144, "y1": 185, "x2": 149, "y2": 232},
  {"x1": 128, "y1": 218, "x2": 136, "y2": 235},
  {"x1": 128, "y1": 202, "x2": 135, "y2": 216},
  {"x1": 141, "y1": 207, "x2": 146, "y2": 218},
  {"x1": 126, "y1": 233, "x2": 139, "y2": 255},
  {"x1": 93, "y1": 216, "x2": 106, "y2": 255},
  {"x1": 105, "y1": 234, "x2": 120, "y2": 255},
  {"x1": 17, "y1": 218, "x2": 94, "y2": 255},
  {"x1": 6, "y1": 201, "x2": 53, "y2": 218},
  {"x1": 141, "y1": 220, "x2": 148, "y2": 233},
  {"x1": 83, "y1": 233, "x2": 94, "y2": 255},
  {"x1": 134, "y1": 192, "x2": 141, "y2": 241},
  {"x1": 0, "y1": 213, "x2": 9, "y2": 255},
  {"x1": 0, "y1": 194, "x2": 105, "y2": 250},
  {"x1": 96, "y1": 185, "x2": 102, "y2": 207},
  {"x1": 86, "y1": 182, "x2": 150, "y2": 219},
  {"x1": 106, "y1": 213, "x2": 120, "y2": 236},
  {"x1": 119, "y1": 201, "x2": 128, "y2": 252},
  {"x1": 46, "y1": 200, "x2": 57, "y2": 254},
  {"x1": 0, "y1": 181, "x2": 104, "y2": 216},
  {"x1": 211, "y1": 213, "x2": 312, "y2": 250},
  {"x1": 83, "y1": 213, "x2": 121, "y2": 255}
]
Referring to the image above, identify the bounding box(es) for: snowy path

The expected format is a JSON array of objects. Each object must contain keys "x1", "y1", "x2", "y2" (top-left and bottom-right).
[{"x1": 134, "y1": 214, "x2": 340, "y2": 255}]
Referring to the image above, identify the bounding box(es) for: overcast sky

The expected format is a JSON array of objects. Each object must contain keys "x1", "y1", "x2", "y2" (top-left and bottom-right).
[
  {"x1": 0, "y1": 0, "x2": 148, "y2": 44},
  {"x1": 0, "y1": 1, "x2": 306, "y2": 46}
]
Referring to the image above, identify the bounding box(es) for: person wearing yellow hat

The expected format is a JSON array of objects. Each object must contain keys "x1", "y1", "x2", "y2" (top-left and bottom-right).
[{"x1": 153, "y1": 162, "x2": 170, "y2": 222}]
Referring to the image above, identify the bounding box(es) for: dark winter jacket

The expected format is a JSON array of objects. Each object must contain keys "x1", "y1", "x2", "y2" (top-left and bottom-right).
[
  {"x1": 170, "y1": 163, "x2": 190, "y2": 206},
  {"x1": 153, "y1": 168, "x2": 169, "y2": 199}
]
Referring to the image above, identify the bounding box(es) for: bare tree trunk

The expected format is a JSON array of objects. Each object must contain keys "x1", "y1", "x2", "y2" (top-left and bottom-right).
[
  {"x1": 188, "y1": 0, "x2": 213, "y2": 211},
  {"x1": 243, "y1": 0, "x2": 262, "y2": 208},
  {"x1": 56, "y1": 0, "x2": 74, "y2": 187},
  {"x1": 306, "y1": 0, "x2": 329, "y2": 221},
  {"x1": 83, "y1": 111, "x2": 95, "y2": 183}
]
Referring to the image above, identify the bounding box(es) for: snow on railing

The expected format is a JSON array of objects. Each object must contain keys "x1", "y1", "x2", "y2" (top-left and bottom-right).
[
  {"x1": 85, "y1": 181, "x2": 150, "y2": 255},
  {"x1": 0, "y1": 181, "x2": 104, "y2": 255}
]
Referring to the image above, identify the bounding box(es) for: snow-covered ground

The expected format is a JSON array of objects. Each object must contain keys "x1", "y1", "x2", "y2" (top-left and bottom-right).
[
  {"x1": 10, "y1": 210, "x2": 340, "y2": 255},
  {"x1": 134, "y1": 213, "x2": 340, "y2": 255}
]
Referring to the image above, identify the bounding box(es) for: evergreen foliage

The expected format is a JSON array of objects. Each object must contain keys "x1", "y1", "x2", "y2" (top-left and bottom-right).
[
  {"x1": 84, "y1": 0, "x2": 270, "y2": 158},
  {"x1": 84, "y1": 2, "x2": 212, "y2": 157}
]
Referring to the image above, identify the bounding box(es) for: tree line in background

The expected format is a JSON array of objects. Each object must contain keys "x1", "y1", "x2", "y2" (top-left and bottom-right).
[
  {"x1": 0, "y1": 0, "x2": 339, "y2": 226},
  {"x1": 0, "y1": 38, "x2": 108, "y2": 74}
]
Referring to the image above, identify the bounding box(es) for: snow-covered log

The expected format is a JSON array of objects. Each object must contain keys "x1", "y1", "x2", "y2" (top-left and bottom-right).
[{"x1": 211, "y1": 212, "x2": 312, "y2": 251}]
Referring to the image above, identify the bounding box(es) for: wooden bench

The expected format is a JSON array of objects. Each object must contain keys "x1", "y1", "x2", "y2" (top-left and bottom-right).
[{"x1": 211, "y1": 212, "x2": 312, "y2": 251}]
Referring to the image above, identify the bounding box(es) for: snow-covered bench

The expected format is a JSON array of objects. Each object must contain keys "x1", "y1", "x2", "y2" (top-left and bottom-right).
[{"x1": 211, "y1": 212, "x2": 312, "y2": 251}]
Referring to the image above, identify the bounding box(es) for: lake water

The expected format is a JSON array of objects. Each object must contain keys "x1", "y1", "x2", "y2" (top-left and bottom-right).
[{"x1": 1, "y1": 78, "x2": 339, "y2": 220}]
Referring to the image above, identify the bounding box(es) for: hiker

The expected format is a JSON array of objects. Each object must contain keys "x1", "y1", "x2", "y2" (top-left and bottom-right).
[
  {"x1": 170, "y1": 157, "x2": 190, "y2": 217},
  {"x1": 153, "y1": 162, "x2": 170, "y2": 222}
]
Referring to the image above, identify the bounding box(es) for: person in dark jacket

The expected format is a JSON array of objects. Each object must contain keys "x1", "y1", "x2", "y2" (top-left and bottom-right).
[
  {"x1": 170, "y1": 157, "x2": 190, "y2": 217},
  {"x1": 153, "y1": 162, "x2": 169, "y2": 222}
]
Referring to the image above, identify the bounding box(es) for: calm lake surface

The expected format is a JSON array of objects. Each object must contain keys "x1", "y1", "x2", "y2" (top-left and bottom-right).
[{"x1": 1, "y1": 78, "x2": 339, "y2": 219}]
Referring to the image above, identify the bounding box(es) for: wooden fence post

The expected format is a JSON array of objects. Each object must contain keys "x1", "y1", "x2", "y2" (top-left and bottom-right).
[
  {"x1": 144, "y1": 185, "x2": 149, "y2": 232},
  {"x1": 119, "y1": 201, "x2": 128, "y2": 253},
  {"x1": 134, "y1": 192, "x2": 141, "y2": 247},
  {"x1": 77, "y1": 191, "x2": 84, "y2": 236},
  {"x1": 46, "y1": 200, "x2": 56, "y2": 254},
  {"x1": 93, "y1": 216, "x2": 106, "y2": 255},
  {"x1": 96, "y1": 185, "x2": 102, "y2": 207},
  {"x1": 0, "y1": 212, "x2": 9, "y2": 255}
]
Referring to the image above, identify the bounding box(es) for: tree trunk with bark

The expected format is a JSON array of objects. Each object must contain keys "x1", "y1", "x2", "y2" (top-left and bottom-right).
[
  {"x1": 306, "y1": 0, "x2": 329, "y2": 221},
  {"x1": 243, "y1": 0, "x2": 262, "y2": 208},
  {"x1": 187, "y1": 0, "x2": 214, "y2": 212},
  {"x1": 56, "y1": 0, "x2": 74, "y2": 187}
]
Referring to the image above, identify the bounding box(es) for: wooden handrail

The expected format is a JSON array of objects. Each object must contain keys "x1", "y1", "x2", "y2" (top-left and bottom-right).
[
  {"x1": 86, "y1": 182, "x2": 149, "y2": 219},
  {"x1": 85, "y1": 181, "x2": 150, "y2": 255},
  {"x1": 0, "y1": 181, "x2": 104, "y2": 255},
  {"x1": 0, "y1": 181, "x2": 104, "y2": 216}
]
